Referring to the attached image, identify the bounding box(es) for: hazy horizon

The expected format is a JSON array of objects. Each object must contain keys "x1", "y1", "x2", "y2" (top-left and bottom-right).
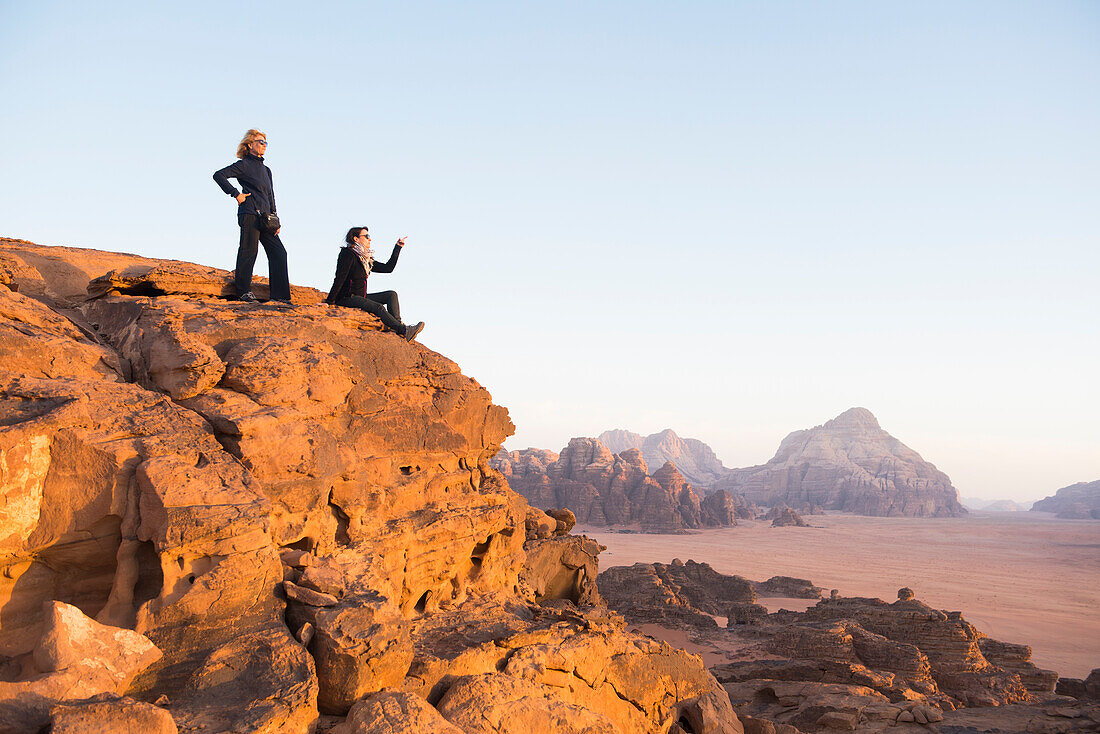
[{"x1": 2, "y1": 2, "x2": 1097, "y2": 504}]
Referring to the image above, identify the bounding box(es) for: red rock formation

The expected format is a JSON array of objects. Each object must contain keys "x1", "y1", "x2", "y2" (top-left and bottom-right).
[
  {"x1": 0, "y1": 239, "x2": 744, "y2": 734},
  {"x1": 714, "y1": 407, "x2": 967, "y2": 518},
  {"x1": 494, "y1": 439, "x2": 751, "y2": 532},
  {"x1": 764, "y1": 505, "x2": 809, "y2": 527}
]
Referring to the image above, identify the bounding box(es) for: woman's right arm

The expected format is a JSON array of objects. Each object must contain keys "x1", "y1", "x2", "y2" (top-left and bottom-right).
[
  {"x1": 213, "y1": 161, "x2": 246, "y2": 200},
  {"x1": 326, "y1": 250, "x2": 354, "y2": 305}
]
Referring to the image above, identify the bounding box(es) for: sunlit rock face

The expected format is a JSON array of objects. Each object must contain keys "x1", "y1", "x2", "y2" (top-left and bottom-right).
[
  {"x1": 714, "y1": 407, "x2": 967, "y2": 517},
  {"x1": 0, "y1": 239, "x2": 746, "y2": 734}
]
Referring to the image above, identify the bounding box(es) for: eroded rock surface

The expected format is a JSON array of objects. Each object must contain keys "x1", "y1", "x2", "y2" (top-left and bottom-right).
[{"x1": 0, "y1": 240, "x2": 746, "y2": 734}]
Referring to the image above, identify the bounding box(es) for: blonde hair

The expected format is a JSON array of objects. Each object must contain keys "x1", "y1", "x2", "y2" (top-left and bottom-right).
[{"x1": 236, "y1": 129, "x2": 267, "y2": 159}]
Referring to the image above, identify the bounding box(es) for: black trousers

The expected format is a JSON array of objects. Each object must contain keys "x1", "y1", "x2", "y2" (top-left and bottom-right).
[
  {"x1": 338, "y1": 291, "x2": 403, "y2": 333},
  {"x1": 235, "y1": 213, "x2": 290, "y2": 300}
]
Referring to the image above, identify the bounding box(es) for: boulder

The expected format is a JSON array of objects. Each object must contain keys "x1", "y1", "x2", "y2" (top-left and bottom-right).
[
  {"x1": 522, "y1": 534, "x2": 603, "y2": 605},
  {"x1": 288, "y1": 600, "x2": 413, "y2": 715},
  {"x1": 49, "y1": 695, "x2": 177, "y2": 734},
  {"x1": 0, "y1": 602, "x2": 162, "y2": 733},
  {"x1": 332, "y1": 689, "x2": 463, "y2": 734}
]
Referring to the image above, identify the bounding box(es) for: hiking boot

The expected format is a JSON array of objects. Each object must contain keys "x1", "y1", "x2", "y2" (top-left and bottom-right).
[
  {"x1": 404, "y1": 321, "x2": 425, "y2": 342},
  {"x1": 238, "y1": 291, "x2": 258, "y2": 303}
]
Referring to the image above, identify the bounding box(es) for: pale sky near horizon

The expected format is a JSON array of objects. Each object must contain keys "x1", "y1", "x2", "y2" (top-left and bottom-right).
[{"x1": 1, "y1": 2, "x2": 1097, "y2": 503}]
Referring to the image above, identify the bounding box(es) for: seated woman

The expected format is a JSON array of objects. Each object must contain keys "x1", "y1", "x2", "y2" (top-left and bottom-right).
[{"x1": 326, "y1": 226, "x2": 425, "y2": 341}]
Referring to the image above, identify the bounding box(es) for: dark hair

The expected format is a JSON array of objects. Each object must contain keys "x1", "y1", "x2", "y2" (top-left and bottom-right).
[{"x1": 345, "y1": 226, "x2": 368, "y2": 245}]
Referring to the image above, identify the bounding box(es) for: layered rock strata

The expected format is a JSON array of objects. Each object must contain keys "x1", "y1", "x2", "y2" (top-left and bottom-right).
[
  {"x1": 494, "y1": 439, "x2": 751, "y2": 532},
  {"x1": 598, "y1": 428, "x2": 728, "y2": 487},
  {"x1": 0, "y1": 239, "x2": 745, "y2": 734},
  {"x1": 713, "y1": 407, "x2": 967, "y2": 517}
]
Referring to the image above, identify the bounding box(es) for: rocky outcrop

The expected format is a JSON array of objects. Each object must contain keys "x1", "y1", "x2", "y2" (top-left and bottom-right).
[
  {"x1": 0, "y1": 239, "x2": 745, "y2": 734},
  {"x1": 494, "y1": 440, "x2": 750, "y2": 532},
  {"x1": 596, "y1": 555, "x2": 1072, "y2": 732},
  {"x1": 713, "y1": 407, "x2": 967, "y2": 518},
  {"x1": 764, "y1": 505, "x2": 809, "y2": 527},
  {"x1": 753, "y1": 576, "x2": 825, "y2": 599},
  {"x1": 1031, "y1": 480, "x2": 1100, "y2": 519},
  {"x1": 598, "y1": 560, "x2": 756, "y2": 628},
  {"x1": 598, "y1": 428, "x2": 728, "y2": 487}
]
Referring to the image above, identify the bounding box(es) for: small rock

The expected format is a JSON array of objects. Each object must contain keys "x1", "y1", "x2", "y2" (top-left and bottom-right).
[
  {"x1": 816, "y1": 711, "x2": 858, "y2": 730},
  {"x1": 911, "y1": 706, "x2": 928, "y2": 724},
  {"x1": 897, "y1": 587, "x2": 915, "y2": 601},
  {"x1": 545, "y1": 507, "x2": 576, "y2": 535},
  {"x1": 296, "y1": 622, "x2": 315, "y2": 647},
  {"x1": 777, "y1": 695, "x2": 801, "y2": 708},
  {"x1": 153, "y1": 695, "x2": 170, "y2": 706},
  {"x1": 299, "y1": 566, "x2": 346, "y2": 598},
  {"x1": 1046, "y1": 706, "x2": 1081, "y2": 718},
  {"x1": 283, "y1": 580, "x2": 338, "y2": 607},
  {"x1": 279, "y1": 549, "x2": 314, "y2": 568},
  {"x1": 830, "y1": 589, "x2": 839, "y2": 599},
  {"x1": 896, "y1": 710, "x2": 915, "y2": 723}
]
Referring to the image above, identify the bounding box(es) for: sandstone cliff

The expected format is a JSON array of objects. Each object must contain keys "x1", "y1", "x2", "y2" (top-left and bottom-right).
[
  {"x1": 0, "y1": 239, "x2": 743, "y2": 734},
  {"x1": 493, "y1": 438, "x2": 750, "y2": 532},
  {"x1": 1030, "y1": 480, "x2": 1100, "y2": 519},
  {"x1": 598, "y1": 428, "x2": 728, "y2": 487},
  {"x1": 713, "y1": 407, "x2": 967, "y2": 518}
]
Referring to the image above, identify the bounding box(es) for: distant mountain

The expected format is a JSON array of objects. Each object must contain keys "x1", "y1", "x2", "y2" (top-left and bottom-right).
[
  {"x1": 712, "y1": 408, "x2": 966, "y2": 518},
  {"x1": 1030, "y1": 480, "x2": 1100, "y2": 519},
  {"x1": 493, "y1": 438, "x2": 753, "y2": 533},
  {"x1": 961, "y1": 497, "x2": 1028, "y2": 512},
  {"x1": 598, "y1": 428, "x2": 727, "y2": 487}
]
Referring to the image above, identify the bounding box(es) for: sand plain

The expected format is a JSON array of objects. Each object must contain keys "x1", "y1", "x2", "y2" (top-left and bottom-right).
[{"x1": 580, "y1": 511, "x2": 1100, "y2": 678}]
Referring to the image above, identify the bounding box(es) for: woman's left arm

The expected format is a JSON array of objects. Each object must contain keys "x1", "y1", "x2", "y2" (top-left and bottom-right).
[{"x1": 372, "y1": 240, "x2": 405, "y2": 273}]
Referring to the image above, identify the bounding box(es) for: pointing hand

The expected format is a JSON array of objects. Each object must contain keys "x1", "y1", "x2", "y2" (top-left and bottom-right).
[{"x1": 235, "y1": 193, "x2": 251, "y2": 204}]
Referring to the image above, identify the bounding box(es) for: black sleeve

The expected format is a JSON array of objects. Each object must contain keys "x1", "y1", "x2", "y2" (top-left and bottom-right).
[
  {"x1": 371, "y1": 243, "x2": 403, "y2": 274},
  {"x1": 213, "y1": 160, "x2": 245, "y2": 197},
  {"x1": 326, "y1": 250, "x2": 354, "y2": 304},
  {"x1": 267, "y1": 166, "x2": 276, "y2": 213}
]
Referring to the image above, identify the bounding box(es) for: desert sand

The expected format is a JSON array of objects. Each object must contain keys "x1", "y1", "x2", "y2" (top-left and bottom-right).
[{"x1": 581, "y1": 511, "x2": 1100, "y2": 678}]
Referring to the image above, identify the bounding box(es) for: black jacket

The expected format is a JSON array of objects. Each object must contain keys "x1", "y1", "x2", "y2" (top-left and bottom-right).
[
  {"x1": 326, "y1": 244, "x2": 402, "y2": 304},
  {"x1": 213, "y1": 154, "x2": 276, "y2": 215}
]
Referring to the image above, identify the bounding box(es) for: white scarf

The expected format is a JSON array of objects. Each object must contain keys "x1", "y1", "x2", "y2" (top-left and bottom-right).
[{"x1": 347, "y1": 241, "x2": 374, "y2": 274}]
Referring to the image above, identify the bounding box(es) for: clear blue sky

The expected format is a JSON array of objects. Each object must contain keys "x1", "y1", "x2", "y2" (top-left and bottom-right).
[{"x1": 2, "y1": 1, "x2": 1097, "y2": 501}]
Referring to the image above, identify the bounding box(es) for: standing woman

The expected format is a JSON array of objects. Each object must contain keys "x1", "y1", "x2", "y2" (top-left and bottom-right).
[{"x1": 212, "y1": 129, "x2": 291, "y2": 303}]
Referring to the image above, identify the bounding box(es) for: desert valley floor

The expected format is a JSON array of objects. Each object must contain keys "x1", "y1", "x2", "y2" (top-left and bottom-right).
[{"x1": 581, "y1": 511, "x2": 1100, "y2": 678}]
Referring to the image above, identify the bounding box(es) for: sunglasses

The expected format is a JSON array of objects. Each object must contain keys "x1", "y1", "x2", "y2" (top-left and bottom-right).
[{"x1": 253, "y1": 140, "x2": 268, "y2": 146}]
